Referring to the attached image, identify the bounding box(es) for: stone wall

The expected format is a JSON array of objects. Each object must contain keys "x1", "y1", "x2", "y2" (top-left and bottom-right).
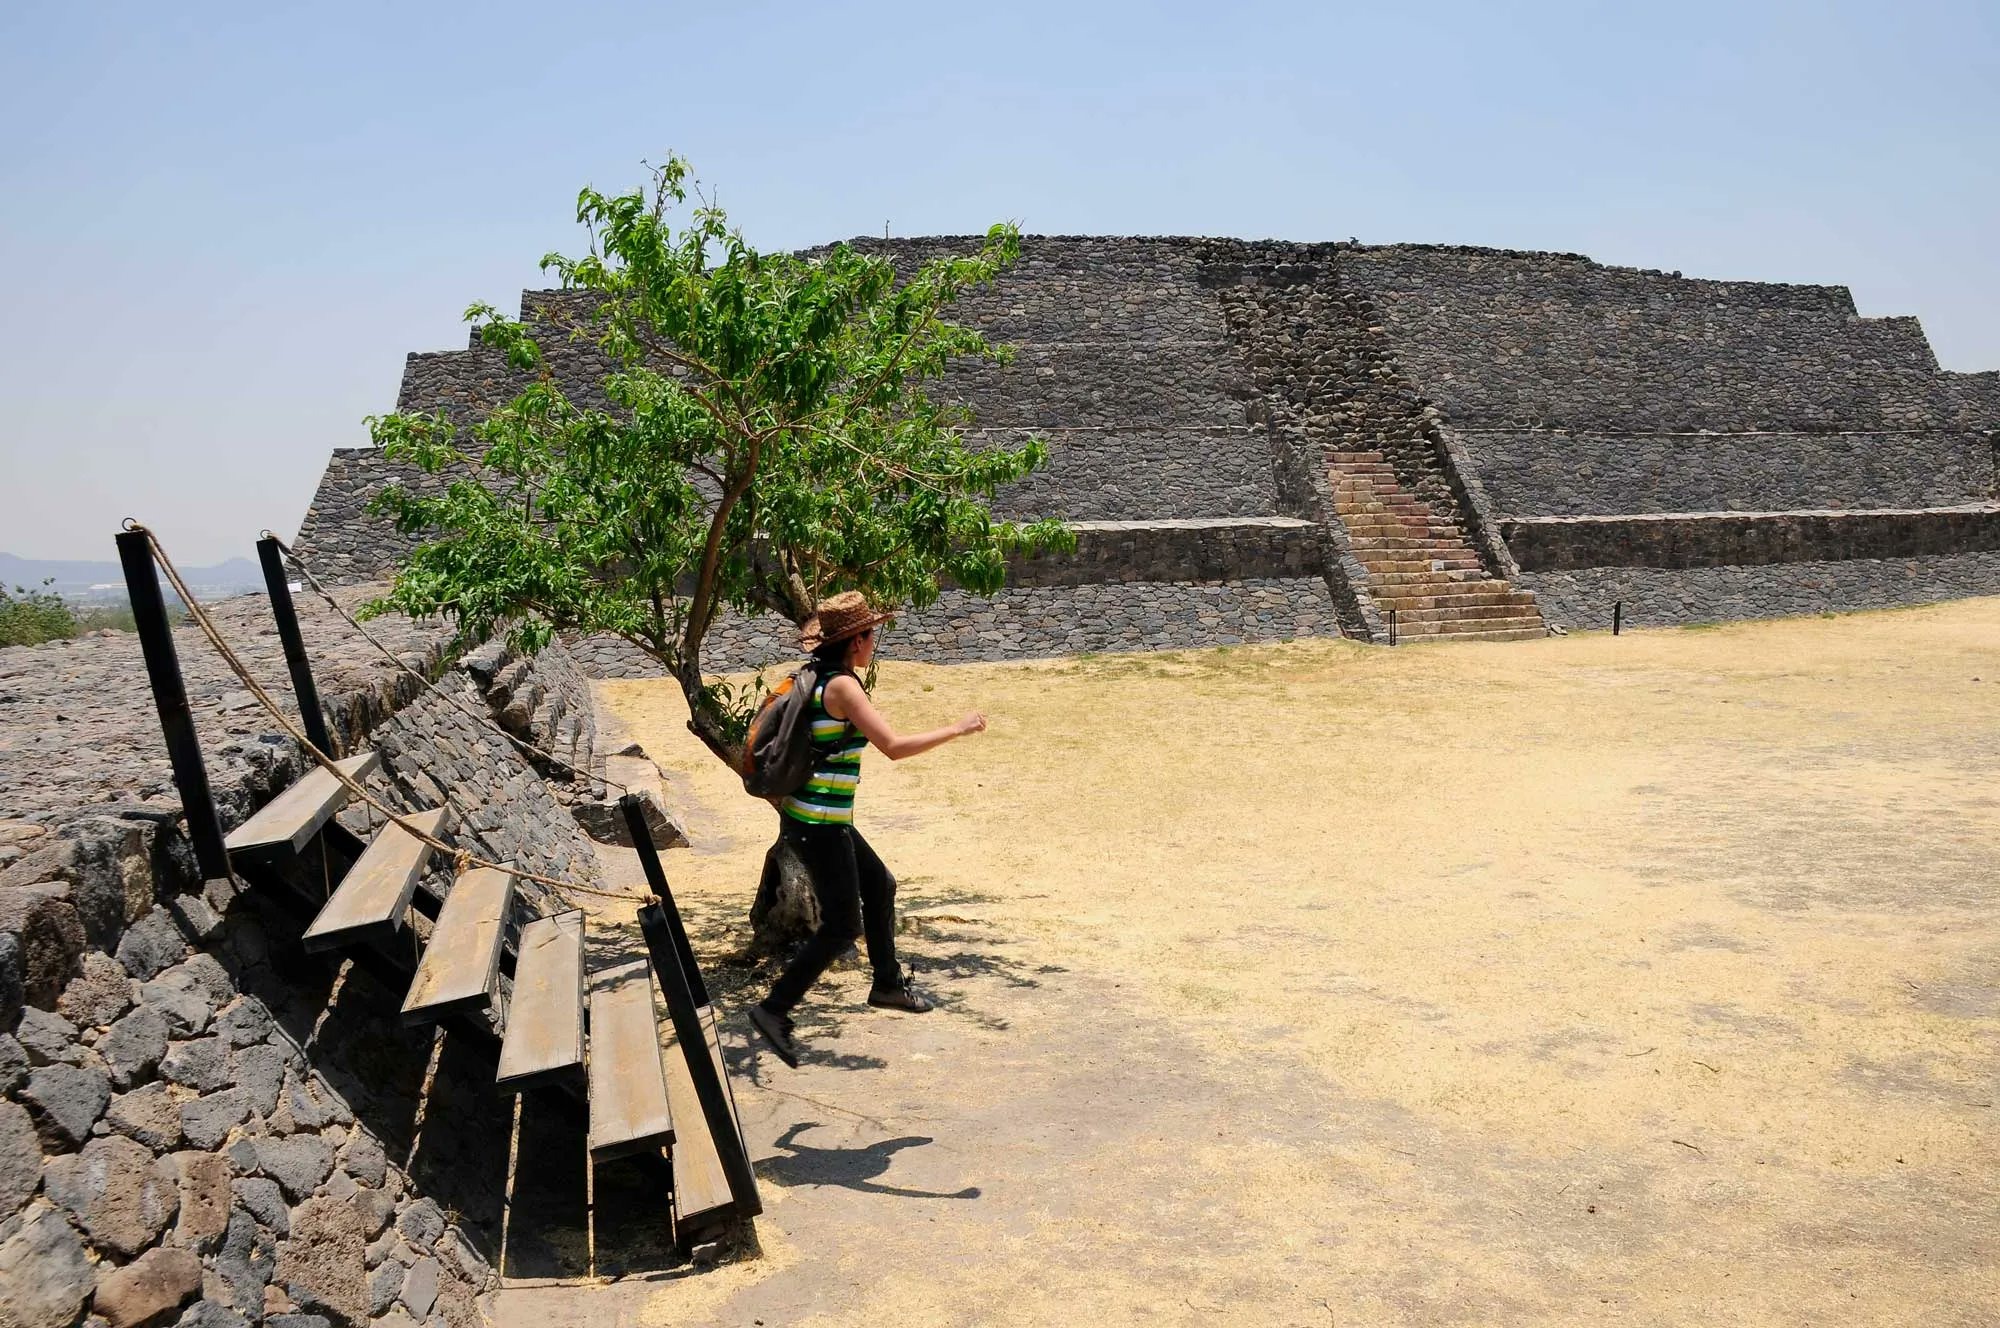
[
  {"x1": 1948, "y1": 370, "x2": 2000, "y2": 431},
  {"x1": 565, "y1": 575, "x2": 1343, "y2": 677},
  {"x1": 1, "y1": 586, "x2": 620, "y2": 1328},
  {"x1": 1520, "y1": 552, "x2": 2000, "y2": 631},
  {"x1": 1332, "y1": 246, "x2": 1985, "y2": 530},
  {"x1": 1503, "y1": 508, "x2": 2000, "y2": 572},
  {"x1": 1339, "y1": 247, "x2": 1951, "y2": 433},
  {"x1": 1463, "y1": 429, "x2": 1994, "y2": 517}
]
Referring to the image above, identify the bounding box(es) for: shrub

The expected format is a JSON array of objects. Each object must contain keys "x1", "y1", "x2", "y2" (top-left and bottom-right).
[{"x1": 0, "y1": 581, "x2": 80, "y2": 646}]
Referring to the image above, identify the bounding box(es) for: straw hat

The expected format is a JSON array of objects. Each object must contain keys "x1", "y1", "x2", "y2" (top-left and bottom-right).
[{"x1": 801, "y1": 590, "x2": 895, "y2": 651}]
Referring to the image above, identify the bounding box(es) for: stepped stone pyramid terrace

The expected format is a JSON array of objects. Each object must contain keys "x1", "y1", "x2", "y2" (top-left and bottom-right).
[{"x1": 295, "y1": 237, "x2": 2000, "y2": 667}]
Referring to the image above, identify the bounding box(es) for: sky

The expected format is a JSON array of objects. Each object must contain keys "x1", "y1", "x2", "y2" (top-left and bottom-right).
[{"x1": 1, "y1": 0, "x2": 1995, "y2": 564}]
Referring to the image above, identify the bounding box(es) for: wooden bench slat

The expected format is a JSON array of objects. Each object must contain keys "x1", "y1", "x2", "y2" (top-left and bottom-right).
[
  {"x1": 664, "y1": 1005, "x2": 735, "y2": 1231},
  {"x1": 301, "y1": 807, "x2": 450, "y2": 953},
  {"x1": 401, "y1": 865, "x2": 514, "y2": 1024},
  {"x1": 587, "y1": 959, "x2": 674, "y2": 1160},
  {"x1": 225, "y1": 751, "x2": 382, "y2": 856},
  {"x1": 496, "y1": 910, "x2": 585, "y2": 1092}
]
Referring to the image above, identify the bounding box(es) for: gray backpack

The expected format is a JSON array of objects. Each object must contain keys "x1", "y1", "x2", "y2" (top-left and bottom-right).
[{"x1": 741, "y1": 661, "x2": 835, "y2": 798}]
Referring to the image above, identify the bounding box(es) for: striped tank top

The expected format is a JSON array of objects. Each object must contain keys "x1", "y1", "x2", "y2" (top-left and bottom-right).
[{"x1": 779, "y1": 671, "x2": 865, "y2": 826}]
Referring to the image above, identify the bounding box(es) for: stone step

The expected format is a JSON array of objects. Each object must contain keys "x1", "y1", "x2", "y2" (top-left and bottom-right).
[
  {"x1": 1399, "y1": 626, "x2": 1548, "y2": 644},
  {"x1": 1378, "y1": 591, "x2": 1539, "y2": 611},
  {"x1": 1365, "y1": 571, "x2": 1488, "y2": 587},
  {"x1": 1392, "y1": 616, "x2": 1547, "y2": 638},
  {"x1": 1352, "y1": 541, "x2": 1479, "y2": 557},
  {"x1": 1391, "y1": 602, "x2": 1543, "y2": 624},
  {"x1": 1365, "y1": 574, "x2": 1461, "y2": 588}
]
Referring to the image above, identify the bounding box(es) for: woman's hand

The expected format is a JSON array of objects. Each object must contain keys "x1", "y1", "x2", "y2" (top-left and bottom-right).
[{"x1": 956, "y1": 712, "x2": 988, "y2": 737}]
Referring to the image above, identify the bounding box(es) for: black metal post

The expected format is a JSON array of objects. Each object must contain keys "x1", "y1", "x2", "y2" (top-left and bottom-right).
[
  {"x1": 257, "y1": 536, "x2": 335, "y2": 756},
  {"x1": 638, "y1": 903, "x2": 762, "y2": 1220},
  {"x1": 1386, "y1": 608, "x2": 1398, "y2": 646},
  {"x1": 621, "y1": 794, "x2": 708, "y2": 1008},
  {"x1": 117, "y1": 529, "x2": 231, "y2": 881},
  {"x1": 1613, "y1": 601, "x2": 1623, "y2": 636}
]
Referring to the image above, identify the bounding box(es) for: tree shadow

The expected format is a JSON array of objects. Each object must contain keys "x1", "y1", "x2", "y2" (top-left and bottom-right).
[{"x1": 757, "y1": 1122, "x2": 981, "y2": 1200}]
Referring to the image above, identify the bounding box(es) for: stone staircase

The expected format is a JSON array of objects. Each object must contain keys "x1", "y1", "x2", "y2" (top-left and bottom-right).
[{"x1": 1330, "y1": 450, "x2": 1546, "y2": 642}]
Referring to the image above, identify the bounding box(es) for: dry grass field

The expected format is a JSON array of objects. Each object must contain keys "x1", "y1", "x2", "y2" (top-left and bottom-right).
[{"x1": 503, "y1": 599, "x2": 2000, "y2": 1327}]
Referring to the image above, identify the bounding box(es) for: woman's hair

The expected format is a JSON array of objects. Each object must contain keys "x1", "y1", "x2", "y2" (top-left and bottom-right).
[{"x1": 810, "y1": 635, "x2": 855, "y2": 670}]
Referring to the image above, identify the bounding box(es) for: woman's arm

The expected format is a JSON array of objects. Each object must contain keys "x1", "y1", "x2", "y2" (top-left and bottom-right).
[{"x1": 824, "y1": 674, "x2": 984, "y2": 761}]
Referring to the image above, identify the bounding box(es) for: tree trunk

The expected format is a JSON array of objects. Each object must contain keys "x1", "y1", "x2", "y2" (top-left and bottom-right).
[
  {"x1": 669, "y1": 657, "x2": 748, "y2": 772},
  {"x1": 749, "y1": 829, "x2": 819, "y2": 954}
]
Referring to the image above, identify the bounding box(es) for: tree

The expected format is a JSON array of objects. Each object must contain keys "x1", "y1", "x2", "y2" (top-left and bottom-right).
[{"x1": 365, "y1": 157, "x2": 1071, "y2": 771}]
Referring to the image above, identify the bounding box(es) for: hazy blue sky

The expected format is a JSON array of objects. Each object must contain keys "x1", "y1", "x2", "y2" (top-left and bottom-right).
[{"x1": 2, "y1": 0, "x2": 1994, "y2": 563}]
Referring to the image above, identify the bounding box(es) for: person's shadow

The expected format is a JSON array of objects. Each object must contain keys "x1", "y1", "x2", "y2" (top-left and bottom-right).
[{"x1": 759, "y1": 1122, "x2": 981, "y2": 1200}]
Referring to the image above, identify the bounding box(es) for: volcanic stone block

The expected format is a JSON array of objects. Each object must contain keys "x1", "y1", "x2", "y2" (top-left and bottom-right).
[
  {"x1": 213, "y1": 998, "x2": 274, "y2": 1049},
  {"x1": 273, "y1": 1195, "x2": 368, "y2": 1328},
  {"x1": 170, "y1": 1152, "x2": 232, "y2": 1251},
  {"x1": 114, "y1": 909, "x2": 189, "y2": 983},
  {"x1": 433, "y1": 1278, "x2": 478, "y2": 1328},
  {"x1": 0, "y1": 880, "x2": 88, "y2": 1015},
  {"x1": 95, "y1": 1246, "x2": 203, "y2": 1328},
  {"x1": 100, "y1": 1005, "x2": 170, "y2": 1090},
  {"x1": 367, "y1": 1262, "x2": 404, "y2": 1317},
  {"x1": 350, "y1": 1188, "x2": 394, "y2": 1241},
  {"x1": 15, "y1": 1007, "x2": 82, "y2": 1067},
  {"x1": 256, "y1": 1136, "x2": 335, "y2": 1202},
  {"x1": 283, "y1": 1075, "x2": 352, "y2": 1131},
  {"x1": 393, "y1": 1199, "x2": 442, "y2": 1253},
  {"x1": 231, "y1": 1178, "x2": 289, "y2": 1235},
  {"x1": 161, "y1": 956, "x2": 233, "y2": 1008},
  {"x1": 105, "y1": 1083, "x2": 183, "y2": 1153},
  {"x1": 0, "y1": 932, "x2": 24, "y2": 1030},
  {"x1": 42, "y1": 1135, "x2": 181, "y2": 1259},
  {"x1": 569, "y1": 792, "x2": 686, "y2": 849},
  {"x1": 212, "y1": 1209, "x2": 277, "y2": 1315},
  {"x1": 0, "y1": 1206, "x2": 96, "y2": 1328},
  {"x1": 59, "y1": 952, "x2": 135, "y2": 1028},
  {"x1": 0, "y1": 1033, "x2": 26, "y2": 1095},
  {"x1": 224, "y1": 1138, "x2": 258, "y2": 1176},
  {"x1": 434, "y1": 1230, "x2": 486, "y2": 1290},
  {"x1": 21, "y1": 1063, "x2": 112, "y2": 1150},
  {"x1": 161, "y1": 1038, "x2": 232, "y2": 1093},
  {"x1": 0, "y1": 1101, "x2": 41, "y2": 1221},
  {"x1": 395, "y1": 1256, "x2": 440, "y2": 1320},
  {"x1": 139, "y1": 975, "x2": 214, "y2": 1039},
  {"x1": 178, "y1": 1090, "x2": 252, "y2": 1152},
  {"x1": 175, "y1": 1302, "x2": 250, "y2": 1328},
  {"x1": 337, "y1": 1133, "x2": 386, "y2": 1190},
  {"x1": 231, "y1": 1045, "x2": 289, "y2": 1118}
]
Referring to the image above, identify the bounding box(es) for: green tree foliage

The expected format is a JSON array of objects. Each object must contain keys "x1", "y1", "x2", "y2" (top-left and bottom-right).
[
  {"x1": 366, "y1": 157, "x2": 1071, "y2": 766},
  {"x1": 0, "y1": 581, "x2": 80, "y2": 647}
]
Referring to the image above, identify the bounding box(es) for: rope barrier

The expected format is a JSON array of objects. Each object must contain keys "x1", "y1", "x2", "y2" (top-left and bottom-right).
[
  {"x1": 263, "y1": 533, "x2": 626, "y2": 796},
  {"x1": 128, "y1": 522, "x2": 648, "y2": 905}
]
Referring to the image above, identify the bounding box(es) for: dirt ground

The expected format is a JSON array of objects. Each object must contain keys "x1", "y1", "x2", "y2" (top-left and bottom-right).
[{"x1": 499, "y1": 600, "x2": 2000, "y2": 1327}]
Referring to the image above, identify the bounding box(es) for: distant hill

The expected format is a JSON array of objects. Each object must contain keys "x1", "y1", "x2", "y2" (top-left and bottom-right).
[{"x1": 0, "y1": 552, "x2": 265, "y2": 602}]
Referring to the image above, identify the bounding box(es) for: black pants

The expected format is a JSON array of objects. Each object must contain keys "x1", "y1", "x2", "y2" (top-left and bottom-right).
[{"x1": 762, "y1": 820, "x2": 901, "y2": 1015}]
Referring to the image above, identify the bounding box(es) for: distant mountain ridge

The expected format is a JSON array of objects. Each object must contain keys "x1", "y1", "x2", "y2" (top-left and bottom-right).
[{"x1": 1, "y1": 552, "x2": 265, "y2": 600}]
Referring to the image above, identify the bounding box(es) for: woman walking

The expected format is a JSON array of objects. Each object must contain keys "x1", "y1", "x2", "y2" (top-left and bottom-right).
[{"x1": 748, "y1": 591, "x2": 986, "y2": 1067}]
